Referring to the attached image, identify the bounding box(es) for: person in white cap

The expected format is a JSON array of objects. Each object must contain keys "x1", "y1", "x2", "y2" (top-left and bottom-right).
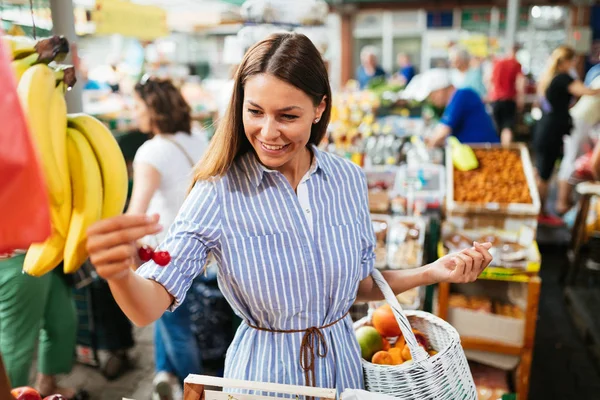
[{"x1": 403, "y1": 68, "x2": 499, "y2": 147}]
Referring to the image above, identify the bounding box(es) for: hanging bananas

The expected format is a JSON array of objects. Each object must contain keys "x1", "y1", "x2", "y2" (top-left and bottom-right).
[
  {"x1": 68, "y1": 114, "x2": 129, "y2": 219},
  {"x1": 63, "y1": 128, "x2": 104, "y2": 274},
  {"x1": 17, "y1": 64, "x2": 66, "y2": 207},
  {"x1": 12, "y1": 35, "x2": 129, "y2": 277}
]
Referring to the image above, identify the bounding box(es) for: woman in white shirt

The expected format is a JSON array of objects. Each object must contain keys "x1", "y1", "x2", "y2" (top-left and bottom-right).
[{"x1": 128, "y1": 76, "x2": 208, "y2": 400}]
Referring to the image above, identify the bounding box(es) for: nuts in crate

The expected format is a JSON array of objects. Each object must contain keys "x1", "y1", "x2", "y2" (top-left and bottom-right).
[{"x1": 453, "y1": 149, "x2": 532, "y2": 204}]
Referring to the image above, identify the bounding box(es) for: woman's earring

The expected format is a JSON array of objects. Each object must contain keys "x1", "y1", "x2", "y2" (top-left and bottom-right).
[{"x1": 314, "y1": 117, "x2": 320, "y2": 124}]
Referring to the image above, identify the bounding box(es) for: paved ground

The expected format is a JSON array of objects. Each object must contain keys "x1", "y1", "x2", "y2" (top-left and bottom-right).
[{"x1": 55, "y1": 325, "x2": 155, "y2": 400}]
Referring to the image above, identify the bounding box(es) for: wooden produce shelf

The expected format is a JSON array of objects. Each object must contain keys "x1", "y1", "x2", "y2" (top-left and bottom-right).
[{"x1": 437, "y1": 277, "x2": 541, "y2": 400}]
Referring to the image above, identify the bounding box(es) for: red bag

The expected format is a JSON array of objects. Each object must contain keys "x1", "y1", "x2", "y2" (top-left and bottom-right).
[{"x1": 0, "y1": 35, "x2": 51, "y2": 254}]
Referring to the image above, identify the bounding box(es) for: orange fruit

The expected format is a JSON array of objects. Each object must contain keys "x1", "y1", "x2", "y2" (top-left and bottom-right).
[
  {"x1": 372, "y1": 304, "x2": 401, "y2": 337},
  {"x1": 382, "y1": 338, "x2": 391, "y2": 351},
  {"x1": 388, "y1": 347, "x2": 403, "y2": 365},
  {"x1": 371, "y1": 351, "x2": 394, "y2": 365},
  {"x1": 394, "y1": 335, "x2": 406, "y2": 349}
]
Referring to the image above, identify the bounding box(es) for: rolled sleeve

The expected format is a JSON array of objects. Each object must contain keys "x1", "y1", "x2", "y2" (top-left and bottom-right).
[{"x1": 136, "y1": 179, "x2": 222, "y2": 310}]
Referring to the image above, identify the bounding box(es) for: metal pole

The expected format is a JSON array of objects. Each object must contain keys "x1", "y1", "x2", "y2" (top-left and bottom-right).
[
  {"x1": 49, "y1": 0, "x2": 83, "y2": 113},
  {"x1": 505, "y1": 0, "x2": 520, "y2": 51}
]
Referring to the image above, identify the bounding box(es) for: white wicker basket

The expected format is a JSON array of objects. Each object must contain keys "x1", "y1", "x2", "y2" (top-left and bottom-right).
[{"x1": 358, "y1": 270, "x2": 476, "y2": 399}]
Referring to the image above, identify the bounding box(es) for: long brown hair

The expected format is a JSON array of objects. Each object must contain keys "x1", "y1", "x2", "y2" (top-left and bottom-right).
[
  {"x1": 537, "y1": 45, "x2": 576, "y2": 97},
  {"x1": 134, "y1": 78, "x2": 192, "y2": 135},
  {"x1": 192, "y1": 32, "x2": 332, "y2": 184}
]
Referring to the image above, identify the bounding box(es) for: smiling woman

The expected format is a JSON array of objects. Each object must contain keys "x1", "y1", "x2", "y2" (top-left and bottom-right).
[
  {"x1": 85, "y1": 32, "x2": 493, "y2": 397},
  {"x1": 193, "y1": 32, "x2": 331, "y2": 188}
]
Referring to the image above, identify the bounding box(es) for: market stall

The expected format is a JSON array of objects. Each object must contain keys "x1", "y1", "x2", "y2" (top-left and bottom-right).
[{"x1": 437, "y1": 144, "x2": 542, "y2": 400}]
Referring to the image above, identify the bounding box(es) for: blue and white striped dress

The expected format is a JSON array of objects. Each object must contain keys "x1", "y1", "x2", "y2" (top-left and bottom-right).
[{"x1": 137, "y1": 145, "x2": 376, "y2": 395}]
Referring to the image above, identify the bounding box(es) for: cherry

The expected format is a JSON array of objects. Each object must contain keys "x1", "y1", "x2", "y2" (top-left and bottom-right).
[
  {"x1": 137, "y1": 245, "x2": 154, "y2": 262},
  {"x1": 153, "y1": 251, "x2": 171, "y2": 267}
]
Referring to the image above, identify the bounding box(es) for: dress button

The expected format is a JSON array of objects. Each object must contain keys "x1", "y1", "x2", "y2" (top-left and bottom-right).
[{"x1": 306, "y1": 209, "x2": 311, "y2": 214}]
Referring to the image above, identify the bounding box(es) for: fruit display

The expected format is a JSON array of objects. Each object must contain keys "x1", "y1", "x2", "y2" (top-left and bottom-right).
[
  {"x1": 355, "y1": 304, "x2": 437, "y2": 367},
  {"x1": 442, "y1": 226, "x2": 539, "y2": 271},
  {"x1": 2, "y1": 35, "x2": 129, "y2": 276},
  {"x1": 371, "y1": 215, "x2": 389, "y2": 269},
  {"x1": 449, "y1": 294, "x2": 524, "y2": 319},
  {"x1": 453, "y1": 148, "x2": 532, "y2": 205},
  {"x1": 387, "y1": 217, "x2": 425, "y2": 270},
  {"x1": 10, "y1": 386, "x2": 68, "y2": 399},
  {"x1": 469, "y1": 361, "x2": 510, "y2": 400}
]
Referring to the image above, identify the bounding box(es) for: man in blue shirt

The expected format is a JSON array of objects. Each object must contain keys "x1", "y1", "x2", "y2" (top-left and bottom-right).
[
  {"x1": 396, "y1": 53, "x2": 416, "y2": 85},
  {"x1": 402, "y1": 69, "x2": 499, "y2": 146},
  {"x1": 356, "y1": 46, "x2": 386, "y2": 89}
]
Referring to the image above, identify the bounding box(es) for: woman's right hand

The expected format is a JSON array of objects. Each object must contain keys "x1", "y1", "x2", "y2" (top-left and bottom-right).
[{"x1": 86, "y1": 214, "x2": 163, "y2": 281}]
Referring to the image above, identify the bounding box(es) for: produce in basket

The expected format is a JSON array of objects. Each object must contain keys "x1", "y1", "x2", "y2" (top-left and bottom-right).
[
  {"x1": 372, "y1": 304, "x2": 401, "y2": 337},
  {"x1": 355, "y1": 326, "x2": 384, "y2": 361}
]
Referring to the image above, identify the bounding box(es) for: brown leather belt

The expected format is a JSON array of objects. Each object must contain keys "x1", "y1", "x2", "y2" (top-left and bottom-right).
[{"x1": 247, "y1": 311, "x2": 349, "y2": 393}]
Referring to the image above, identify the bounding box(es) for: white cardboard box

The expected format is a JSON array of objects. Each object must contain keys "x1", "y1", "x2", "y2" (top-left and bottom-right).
[{"x1": 448, "y1": 307, "x2": 525, "y2": 347}]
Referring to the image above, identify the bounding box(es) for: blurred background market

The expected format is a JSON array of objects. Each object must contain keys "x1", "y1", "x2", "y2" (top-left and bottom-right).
[{"x1": 2, "y1": 0, "x2": 600, "y2": 400}]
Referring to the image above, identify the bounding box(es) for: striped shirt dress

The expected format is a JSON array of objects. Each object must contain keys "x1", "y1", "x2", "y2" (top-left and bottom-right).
[{"x1": 137, "y1": 145, "x2": 376, "y2": 395}]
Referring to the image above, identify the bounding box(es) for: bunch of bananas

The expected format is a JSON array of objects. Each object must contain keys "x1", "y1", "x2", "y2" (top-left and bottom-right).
[{"x1": 3, "y1": 35, "x2": 129, "y2": 276}]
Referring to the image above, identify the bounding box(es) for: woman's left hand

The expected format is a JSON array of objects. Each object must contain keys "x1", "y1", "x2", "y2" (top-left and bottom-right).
[{"x1": 427, "y1": 241, "x2": 493, "y2": 284}]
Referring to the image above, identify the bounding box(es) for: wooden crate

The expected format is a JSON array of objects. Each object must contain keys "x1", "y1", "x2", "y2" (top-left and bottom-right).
[
  {"x1": 182, "y1": 375, "x2": 336, "y2": 400},
  {"x1": 445, "y1": 143, "x2": 541, "y2": 232}
]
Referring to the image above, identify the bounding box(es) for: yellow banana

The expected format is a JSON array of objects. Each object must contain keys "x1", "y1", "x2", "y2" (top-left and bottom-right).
[
  {"x1": 1, "y1": 35, "x2": 36, "y2": 60},
  {"x1": 48, "y1": 83, "x2": 71, "y2": 237},
  {"x1": 67, "y1": 114, "x2": 128, "y2": 218},
  {"x1": 10, "y1": 52, "x2": 39, "y2": 83},
  {"x1": 23, "y1": 230, "x2": 65, "y2": 277},
  {"x1": 64, "y1": 128, "x2": 103, "y2": 273},
  {"x1": 18, "y1": 64, "x2": 65, "y2": 206}
]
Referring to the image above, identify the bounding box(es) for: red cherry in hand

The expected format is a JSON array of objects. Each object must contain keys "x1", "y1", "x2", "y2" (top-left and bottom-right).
[
  {"x1": 138, "y1": 245, "x2": 154, "y2": 262},
  {"x1": 153, "y1": 251, "x2": 171, "y2": 266}
]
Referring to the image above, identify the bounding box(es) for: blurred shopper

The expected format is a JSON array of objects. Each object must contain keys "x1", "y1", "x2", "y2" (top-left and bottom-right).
[
  {"x1": 556, "y1": 74, "x2": 600, "y2": 214},
  {"x1": 403, "y1": 69, "x2": 498, "y2": 147},
  {"x1": 356, "y1": 46, "x2": 386, "y2": 89},
  {"x1": 0, "y1": 257, "x2": 82, "y2": 399},
  {"x1": 395, "y1": 52, "x2": 416, "y2": 86},
  {"x1": 449, "y1": 47, "x2": 486, "y2": 98},
  {"x1": 584, "y1": 54, "x2": 600, "y2": 86},
  {"x1": 129, "y1": 76, "x2": 208, "y2": 400},
  {"x1": 533, "y1": 46, "x2": 600, "y2": 223},
  {"x1": 489, "y1": 46, "x2": 526, "y2": 146}
]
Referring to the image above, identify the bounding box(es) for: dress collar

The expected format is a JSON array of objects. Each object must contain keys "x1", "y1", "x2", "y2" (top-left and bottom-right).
[{"x1": 241, "y1": 144, "x2": 331, "y2": 188}]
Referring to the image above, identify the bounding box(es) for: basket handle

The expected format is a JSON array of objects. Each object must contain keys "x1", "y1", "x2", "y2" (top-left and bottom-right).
[{"x1": 370, "y1": 269, "x2": 432, "y2": 366}]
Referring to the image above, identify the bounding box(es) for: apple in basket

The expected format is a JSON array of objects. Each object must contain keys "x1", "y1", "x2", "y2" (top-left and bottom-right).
[
  {"x1": 10, "y1": 387, "x2": 42, "y2": 400},
  {"x1": 355, "y1": 326, "x2": 383, "y2": 361}
]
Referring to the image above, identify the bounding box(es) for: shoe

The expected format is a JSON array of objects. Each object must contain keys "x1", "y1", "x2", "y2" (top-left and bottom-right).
[
  {"x1": 152, "y1": 371, "x2": 174, "y2": 400},
  {"x1": 168, "y1": 374, "x2": 184, "y2": 400}
]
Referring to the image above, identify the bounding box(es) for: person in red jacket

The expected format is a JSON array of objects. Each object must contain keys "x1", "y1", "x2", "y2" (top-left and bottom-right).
[{"x1": 489, "y1": 46, "x2": 526, "y2": 146}]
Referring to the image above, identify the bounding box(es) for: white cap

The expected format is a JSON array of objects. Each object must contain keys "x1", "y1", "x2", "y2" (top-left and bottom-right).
[{"x1": 401, "y1": 68, "x2": 453, "y2": 102}]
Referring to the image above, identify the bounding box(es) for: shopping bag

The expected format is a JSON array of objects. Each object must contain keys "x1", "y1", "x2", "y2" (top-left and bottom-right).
[{"x1": 0, "y1": 34, "x2": 51, "y2": 253}]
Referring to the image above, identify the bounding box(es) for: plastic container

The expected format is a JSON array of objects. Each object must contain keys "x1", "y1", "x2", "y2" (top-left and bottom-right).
[
  {"x1": 387, "y1": 216, "x2": 426, "y2": 270},
  {"x1": 392, "y1": 164, "x2": 446, "y2": 213}
]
